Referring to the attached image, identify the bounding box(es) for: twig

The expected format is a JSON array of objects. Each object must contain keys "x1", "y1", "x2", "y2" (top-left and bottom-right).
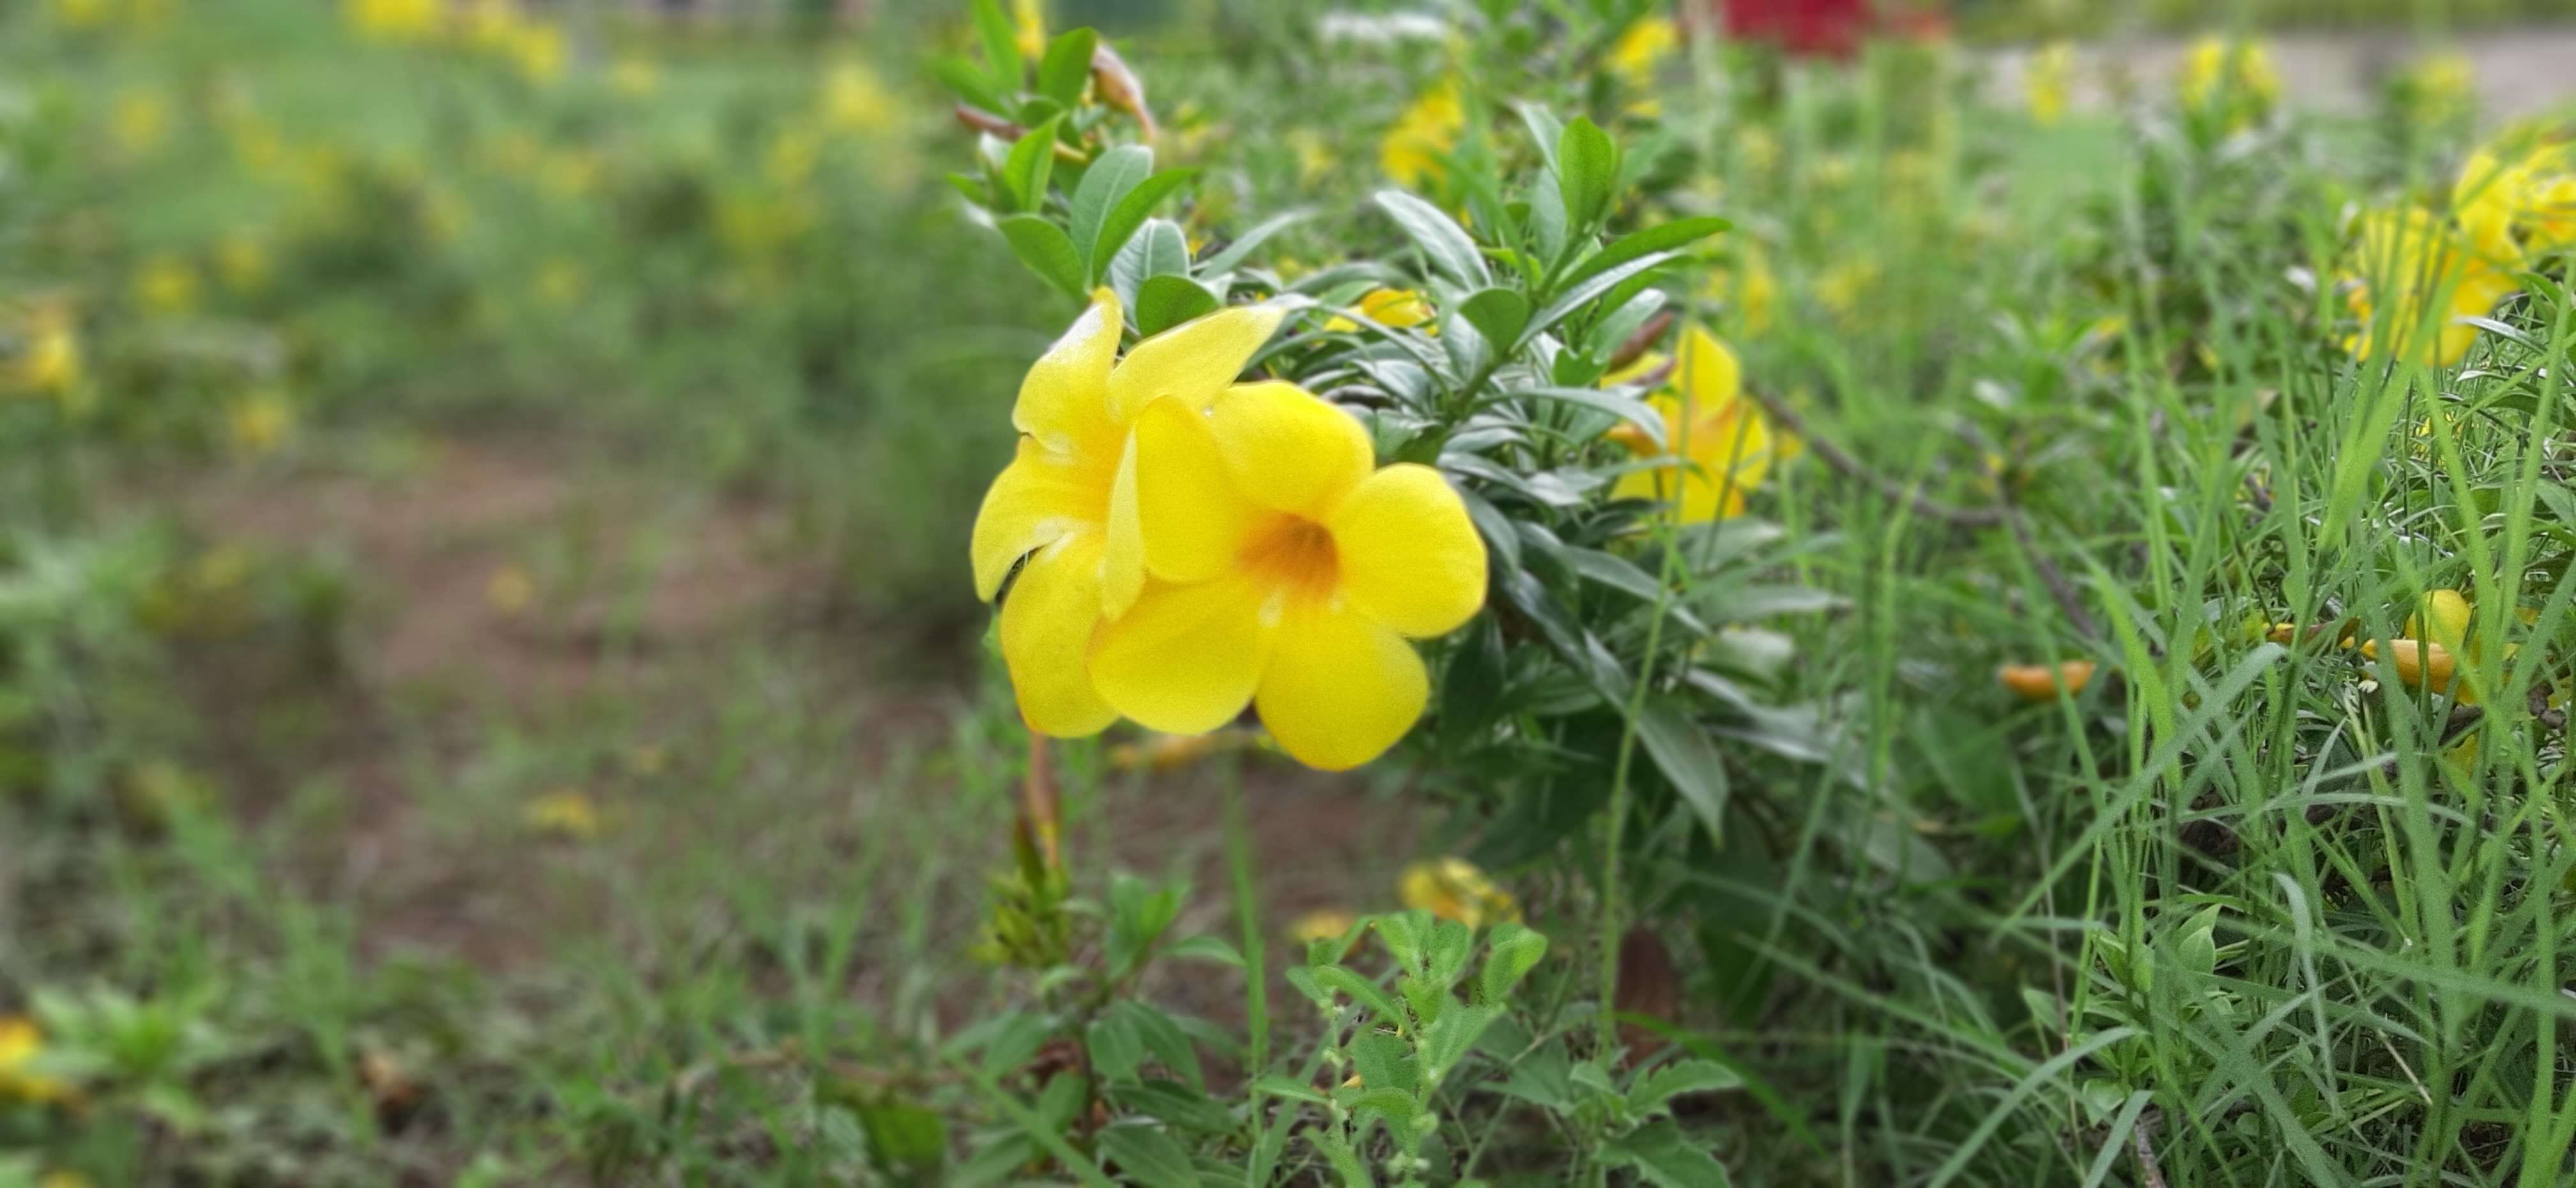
[
  {"x1": 1738, "y1": 387, "x2": 2011, "y2": 528},
  {"x1": 2133, "y1": 1116, "x2": 2168, "y2": 1188}
]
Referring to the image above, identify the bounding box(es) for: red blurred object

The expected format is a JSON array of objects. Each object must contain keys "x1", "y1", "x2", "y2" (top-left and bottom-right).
[{"x1": 1711, "y1": 0, "x2": 1947, "y2": 58}]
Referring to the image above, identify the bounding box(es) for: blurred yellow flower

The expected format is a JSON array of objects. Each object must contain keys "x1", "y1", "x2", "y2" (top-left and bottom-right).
[
  {"x1": 1289, "y1": 908, "x2": 1358, "y2": 944},
  {"x1": 1608, "y1": 15, "x2": 1679, "y2": 114},
  {"x1": 47, "y1": 0, "x2": 110, "y2": 28},
  {"x1": 227, "y1": 390, "x2": 296, "y2": 455},
  {"x1": 41, "y1": 1171, "x2": 93, "y2": 1188},
  {"x1": 2179, "y1": 36, "x2": 2279, "y2": 131},
  {"x1": 611, "y1": 56, "x2": 660, "y2": 99},
  {"x1": 970, "y1": 291, "x2": 1285, "y2": 737},
  {"x1": 423, "y1": 187, "x2": 471, "y2": 243},
  {"x1": 1013, "y1": 0, "x2": 1047, "y2": 61},
  {"x1": 511, "y1": 22, "x2": 565, "y2": 83},
  {"x1": 1399, "y1": 858, "x2": 1519, "y2": 928},
  {"x1": 1734, "y1": 125, "x2": 1779, "y2": 175},
  {"x1": 0, "y1": 1016, "x2": 68, "y2": 1104},
  {"x1": 345, "y1": 0, "x2": 442, "y2": 42},
  {"x1": 2398, "y1": 52, "x2": 2475, "y2": 126},
  {"x1": 2027, "y1": 41, "x2": 2073, "y2": 126},
  {"x1": 822, "y1": 62, "x2": 898, "y2": 135},
  {"x1": 1700, "y1": 245, "x2": 1778, "y2": 336},
  {"x1": 540, "y1": 151, "x2": 602, "y2": 199},
  {"x1": 1381, "y1": 78, "x2": 1464, "y2": 190},
  {"x1": 13, "y1": 303, "x2": 83, "y2": 399},
  {"x1": 1602, "y1": 325, "x2": 1794, "y2": 522},
  {"x1": 525, "y1": 789, "x2": 603, "y2": 840},
  {"x1": 1813, "y1": 259, "x2": 1876, "y2": 322},
  {"x1": 486, "y1": 563, "x2": 536, "y2": 615},
  {"x1": 1285, "y1": 129, "x2": 1333, "y2": 187},
  {"x1": 1322, "y1": 287, "x2": 1434, "y2": 333},
  {"x1": 765, "y1": 129, "x2": 821, "y2": 187},
  {"x1": 716, "y1": 190, "x2": 818, "y2": 259},
  {"x1": 112, "y1": 89, "x2": 170, "y2": 155},
  {"x1": 2340, "y1": 206, "x2": 2517, "y2": 367},
  {"x1": 135, "y1": 256, "x2": 199, "y2": 316},
  {"x1": 218, "y1": 234, "x2": 270, "y2": 292}
]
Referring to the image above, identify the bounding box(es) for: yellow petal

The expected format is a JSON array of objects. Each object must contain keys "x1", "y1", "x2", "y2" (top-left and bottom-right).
[
  {"x1": 1016, "y1": 289, "x2": 1124, "y2": 457},
  {"x1": 1328, "y1": 463, "x2": 1487, "y2": 637},
  {"x1": 1255, "y1": 599, "x2": 1429, "y2": 770},
  {"x1": 1208, "y1": 382, "x2": 1376, "y2": 517},
  {"x1": 1100, "y1": 433, "x2": 1147, "y2": 619},
  {"x1": 1105, "y1": 304, "x2": 1285, "y2": 424},
  {"x1": 1131, "y1": 399, "x2": 1261, "y2": 583},
  {"x1": 1091, "y1": 576, "x2": 1274, "y2": 735},
  {"x1": 999, "y1": 531, "x2": 1120, "y2": 737},
  {"x1": 970, "y1": 438, "x2": 1111, "y2": 602},
  {"x1": 1670, "y1": 326, "x2": 1742, "y2": 410}
]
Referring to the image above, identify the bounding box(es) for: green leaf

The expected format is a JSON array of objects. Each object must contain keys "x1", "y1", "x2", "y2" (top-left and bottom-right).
[
  {"x1": 1136, "y1": 275, "x2": 1223, "y2": 337},
  {"x1": 1087, "y1": 1012, "x2": 1146, "y2": 1084},
  {"x1": 1478, "y1": 922, "x2": 1549, "y2": 1005},
  {"x1": 1003, "y1": 114, "x2": 1063, "y2": 213},
  {"x1": 969, "y1": 0, "x2": 1023, "y2": 88},
  {"x1": 1107, "y1": 873, "x2": 1183, "y2": 977},
  {"x1": 1636, "y1": 695, "x2": 1729, "y2": 846},
  {"x1": 1349, "y1": 1086, "x2": 1420, "y2": 1137},
  {"x1": 1498, "y1": 386, "x2": 1664, "y2": 448},
  {"x1": 1109, "y1": 219, "x2": 1191, "y2": 310},
  {"x1": 1036, "y1": 27, "x2": 1096, "y2": 107},
  {"x1": 2177, "y1": 904, "x2": 2222, "y2": 977},
  {"x1": 1158, "y1": 933, "x2": 1245, "y2": 968},
  {"x1": 1457, "y1": 287, "x2": 1530, "y2": 352},
  {"x1": 1112, "y1": 1001, "x2": 1206, "y2": 1090},
  {"x1": 1602, "y1": 1120, "x2": 1734, "y2": 1187},
  {"x1": 1526, "y1": 250, "x2": 1678, "y2": 345},
  {"x1": 951, "y1": 1134, "x2": 1036, "y2": 1186},
  {"x1": 1515, "y1": 102, "x2": 1565, "y2": 172},
  {"x1": 1349, "y1": 1032, "x2": 1414, "y2": 1098},
  {"x1": 1527, "y1": 167, "x2": 1569, "y2": 263},
  {"x1": 1627, "y1": 1059, "x2": 1745, "y2": 1116},
  {"x1": 1562, "y1": 546, "x2": 1664, "y2": 602},
  {"x1": 1556, "y1": 117, "x2": 1618, "y2": 232},
  {"x1": 997, "y1": 214, "x2": 1085, "y2": 299},
  {"x1": 1305, "y1": 1129, "x2": 1372, "y2": 1187},
  {"x1": 1563, "y1": 217, "x2": 1730, "y2": 291},
  {"x1": 933, "y1": 56, "x2": 1010, "y2": 116},
  {"x1": 1071, "y1": 144, "x2": 1153, "y2": 277},
  {"x1": 1420, "y1": 1003, "x2": 1499, "y2": 1085},
  {"x1": 1104, "y1": 1079, "x2": 1234, "y2": 1133},
  {"x1": 1312, "y1": 965, "x2": 1409, "y2": 1033},
  {"x1": 854, "y1": 1099, "x2": 947, "y2": 1180},
  {"x1": 1200, "y1": 209, "x2": 1312, "y2": 274},
  {"x1": 1374, "y1": 189, "x2": 1491, "y2": 288},
  {"x1": 1096, "y1": 1123, "x2": 1197, "y2": 1188},
  {"x1": 1093, "y1": 168, "x2": 1199, "y2": 284},
  {"x1": 1251, "y1": 1075, "x2": 1330, "y2": 1105}
]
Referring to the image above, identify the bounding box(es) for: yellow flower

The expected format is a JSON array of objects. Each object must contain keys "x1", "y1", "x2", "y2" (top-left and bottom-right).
[
  {"x1": 1602, "y1": 326, "x2": 1793, "y2": 522},
  {"x1": 2398, "y1": 52, "x2": 2476, "y2": 125},
  {"x1": 112, "y1": 89, "x2": 170, "y2": 155},
  {"x1": 765, "y1": 129, "x2": 820, "y2": 187},
  {"x1": 135, "y1": 256, "x2": 199, "y2": 316},
  {"x1": 0, "y1": 1016, "x2": 68, "y2": 1104},
  {"x1": 2409, "y1": 589, "x2": 2473, "y2": 658},
  {"x1": 227, "y1": 390, "x2": 295, "y2": 454},
  {"x1": 2027, "y1": 41, "x2": 2073, "y2": 126},
  {"x1": 2525, "y1": 172, "x2": 2576, "y2": 254},
  {"x1": 1286, "y1": 129, "x2": 1333, "y2": 187},
  {"x1": 2453, "y1": 147, "x2": 2534, "y2": 264},
  {"x1": 1813, "y1": 259, "x2": 1876, "y2": 322},
  {"x1": 969, "y1": 291, "x2": 1285, "y2": 737},
  {"x1": 486, "y1": 563, "x2": 536, "y2": 615},
  {"x1": 822, "y1": 62, "x2": 898, "y2": 135},
  {"x1": 1700, "y1": 245, "x2": 1777, "y2": 336},
  {"x1": 1399, "y1": 858, "x2": 1519, "y2": 928},
  {"x1": 1089, "y1": 383, "x2": 1487, "y2": 770},
  {"x1": 1288, "y1": 909, "x2": 1358, "y2": 944},
  {"x1": 218, "y1": 234, "x2": 270, "y2": 292},
  {"x1": 2340, "y1": 206, "x2": 2518, "y2": 366},
  {"x1": 14, "y1": 303, "x2": 82, "y2": 398},
  {"x1": 511, "y1": 22, "x2": 566, "y2": 84},
  {"x1": 1012, "y1": 0, "x2": 1047, "y2": 62},
  {"x1": 525, "y1": 789, "x2": 603, "y2": 839},
  {"x1": 1381, "y1": 78, "x2": 1464, "y2": 190},
  {"x1": 47, "y1": 0, "x2": 110, "y2": 28},
  {"x1": 344, "y1": 0, "x2": 441, "y2": 42},
  {"x1": 2179, "y1": 36, "x2": 2279, "y2": 130},
  {"x1": 1609, "y1": 16, "x2": 1680, "y2": 114},
  {"x1": 611, "y1": 56, "x2": 660, "y2": 99},
  {"x1": 541, "y1": 151, "x2": 601, "y2": 198},
  {"x1": 1734, "y1": 125, "x2": 1779, "y2": 175},
  {"x1": 1322, "y1": 288, "x2": 1434, "y2": 333}
]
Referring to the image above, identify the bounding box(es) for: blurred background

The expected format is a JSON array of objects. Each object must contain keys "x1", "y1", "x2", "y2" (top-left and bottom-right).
[{"x1": 4, "y1": 0, "x2": 2574, "y2": 1182}]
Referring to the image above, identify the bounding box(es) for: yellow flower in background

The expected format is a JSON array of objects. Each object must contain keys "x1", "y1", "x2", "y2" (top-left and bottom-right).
[
  {"x1": 541, "y1": 151, "x2": 602, "y2": 199},
  {"x1": 486, "y1": 563, "x2": 537, "y2": 615},
  {"x1": 47, "y1": 0, "x2": 110, "y2": 28},
  {"x1": 822, "y1": 62, "x2": 898, "y2": 135},
  {"x1": 1381, "y1": 78, "x2": 1464, "y2": 190},
  {"x1": 2398, "y1": 52, "x2": 2476, "y2": 125},
  {"x1": 1322, "y1": 288, "x2": 1434, "y2": 333},
  {"x1": 135, "y1": 256, "x2": 199, "y2": 316},
  {"x1": 1700, "y1": 245, "x2": 1778, "y2": 336},
  {"x1": 2453, "y1": 146, "x2": 2533, "y2": 264},
  {"x1": 2179, "y1": 36, "x2": 2280, "y2": 130},
  {"x1": 1813, "y1": 258, "x2": 1876, "y2": 322},
  {"x1": 2526, "y1": 172, "x2": 2576, "y2": 254},
  {"x1": 1602, "y1": 326, "x2": 1795, "y2": 522},
  {"x1": 227, "y1": 390, "x2": 296, "y2": 455},
  {"x1": 1288, "y1": 908, "x2": 1358, "y2": 944},
  {"x1": 511, "y1": 22, "x2": 566, "y2": 83},
  {"x1": 1012, "y1": 0, "x2": 1048, "y2": 61},
  {"x1": 2409, "y1": 589, "x2": 2473, "y2": 658},
  {"x1": 1286, "y1": 129, "x2": 1333, "y2": 187},
  {"x1": 1090, "y1": 382, "x2": 1487, "y2": 770},
  {"x1": 1607, "y1": 15, "x2": 1679, "y2": 114},
  {"x1": 969, "y1": 290, "x2": 1284, "y2": 737},
  {"x1": 112, "y1": 89, "x2": 170, "y2": 155},
  {"x1": 1399, "y1": 858, "x2": 1520, "y2": 928},
  {"x1": 611, "y1": 56, "x2": 660, "y2": 99},
  {"x1": 0, "y1": 1016, "x2": 68, "y2": 1104},
  {"x1": 2340, "y1": 206, "x2": 2518, "y2": 367},
  {"x1": 765, "y1": 129, "x2": 821, "y2": 187},
  {"x1": 424, "y1": 186, "x2": 471, "y2": 243},
  {"x1": 345, "y1": 0, "x2": 441, "y2": 42},
  {"x1": 218, "y1": 234, "x2": 270, "y2": 293},
  {"x1": 2027, "y1": 41, "x2": 2073, "y2": 126},
  {"x1": 1734, "y1": 125, "x2": 1780, "y2": 175},
  {"x1": 525, "y1": 789, "x2": 604, "y2": 840},
  {"x1": 14, "y1": 304, "x2": 83, "y2": 399}
]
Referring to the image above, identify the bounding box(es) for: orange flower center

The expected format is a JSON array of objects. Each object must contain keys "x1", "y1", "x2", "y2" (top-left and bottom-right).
[{"x1": 1241, "y1": 514, "x2": 1340, "y2": 603}]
